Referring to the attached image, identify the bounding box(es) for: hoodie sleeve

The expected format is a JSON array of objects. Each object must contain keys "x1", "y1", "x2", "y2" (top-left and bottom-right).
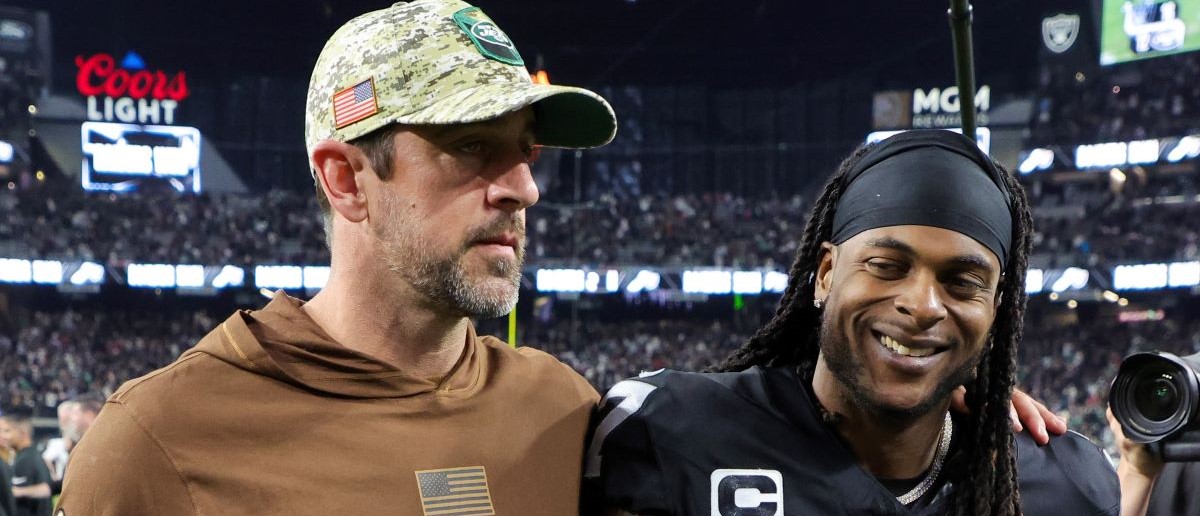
[{"x1": 58, "y1": 401, "x2": 196, "y2": 516}]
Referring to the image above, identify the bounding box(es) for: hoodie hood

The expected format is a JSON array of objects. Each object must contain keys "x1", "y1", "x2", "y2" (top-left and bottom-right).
[{"x1": 188, "y1": 290, "x2": 484, "y2": 399}]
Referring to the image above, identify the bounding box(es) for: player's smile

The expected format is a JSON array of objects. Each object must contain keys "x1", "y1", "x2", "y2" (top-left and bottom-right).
[
  {"x1": 817, "y1": 225, "x2": 1001, "y2": 414},
  {"x1": 869, "y1": 328, "x2": 952, "y2": 375}
]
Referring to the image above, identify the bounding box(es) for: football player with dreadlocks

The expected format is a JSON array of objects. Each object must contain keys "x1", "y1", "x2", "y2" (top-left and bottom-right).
[{"x1": 584, "y1": 130, "x2": 1120, "y2": 516}]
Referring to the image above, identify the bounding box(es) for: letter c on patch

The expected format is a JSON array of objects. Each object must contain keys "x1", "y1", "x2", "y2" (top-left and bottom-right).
[{"x1": 710, "y1": 469, "x2": 784, "y2": 516}]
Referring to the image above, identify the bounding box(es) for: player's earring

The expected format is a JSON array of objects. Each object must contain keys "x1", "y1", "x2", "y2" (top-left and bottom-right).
[{"x1": 813, "y1": 298, "x2": 824, "y2": 309}]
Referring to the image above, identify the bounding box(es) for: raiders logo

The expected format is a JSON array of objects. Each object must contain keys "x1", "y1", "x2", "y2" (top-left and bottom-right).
[{"x1": 1042, "y1": 13, "x2": 1080, "y2": 54}]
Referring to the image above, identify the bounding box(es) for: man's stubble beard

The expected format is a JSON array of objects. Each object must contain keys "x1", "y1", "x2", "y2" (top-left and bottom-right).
[
  {"x1": 372, "y1": 193, "x2": 525, "y2": 319},
  {"x1": 817, "y1": 309, "x2": 985, "y2": 421}
]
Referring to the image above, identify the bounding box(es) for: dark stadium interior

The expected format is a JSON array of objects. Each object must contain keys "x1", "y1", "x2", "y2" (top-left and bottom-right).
[{"x1": 1, "y1": 0, "x2": 1199, "y2": 483}]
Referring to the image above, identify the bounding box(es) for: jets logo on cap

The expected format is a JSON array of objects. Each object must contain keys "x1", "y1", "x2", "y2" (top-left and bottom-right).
[
  {"x1": 453, "y1": 7, "x2": 524, "y2": 66},
  {"x1": 472, "y1": 22, "x2": 513, "y2": 49}
]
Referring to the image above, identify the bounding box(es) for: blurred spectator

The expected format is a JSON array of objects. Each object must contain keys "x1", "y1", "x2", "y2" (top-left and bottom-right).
[
  {"x1": 0, "y1": 414, "x2": 51, "y2": 516},
  {"x1": 0, "y1": 417, "x2": 13, "y2": 516},
  {"x1": 46, "y1": 395, "x2": 102, "y2": 496}
]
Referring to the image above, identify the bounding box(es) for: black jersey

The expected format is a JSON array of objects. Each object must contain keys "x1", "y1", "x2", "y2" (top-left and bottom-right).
[
  {"x1": 584, "y1": 367, "x2": 1119, "y2": 516},
  {"x1": 12, "y1": 447, "x2": 52, "y2": 516},
  {"x1": 0, "y1": 459, "x2": 15, "y2": 516}
]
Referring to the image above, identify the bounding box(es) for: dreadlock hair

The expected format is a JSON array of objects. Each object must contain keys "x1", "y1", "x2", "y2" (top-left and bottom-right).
[{"x1": 714, "y1": 142, "x2": 1034, "y2": 516}]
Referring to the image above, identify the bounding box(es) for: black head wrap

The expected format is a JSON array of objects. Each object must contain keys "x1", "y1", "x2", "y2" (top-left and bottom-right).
[{"x1": 830, "y1": 130, "x2": 1014, "y2": 265}]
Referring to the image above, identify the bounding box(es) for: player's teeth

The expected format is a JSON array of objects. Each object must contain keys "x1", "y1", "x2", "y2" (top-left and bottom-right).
[{"x1": 880, "y1": 334, "x2": 935, "y2": 358}]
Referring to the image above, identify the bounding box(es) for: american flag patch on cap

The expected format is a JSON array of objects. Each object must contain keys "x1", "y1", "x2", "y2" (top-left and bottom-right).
[
  {"x1": 332, "y1": 78, "x2": 379, "y2": 129},
  {"x1": 415, "y1": 466, "x2": 495, "y2": 515}
]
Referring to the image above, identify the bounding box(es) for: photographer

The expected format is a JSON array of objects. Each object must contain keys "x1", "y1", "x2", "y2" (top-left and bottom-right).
[{"x1": 1108, "y1": 408, "x2": 1200, "y2": 516}]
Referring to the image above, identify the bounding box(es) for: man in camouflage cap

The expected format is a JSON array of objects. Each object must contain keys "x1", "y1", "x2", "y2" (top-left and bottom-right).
[{"x1": 58, "y1": 1, "x2": 615, "y2": 514}]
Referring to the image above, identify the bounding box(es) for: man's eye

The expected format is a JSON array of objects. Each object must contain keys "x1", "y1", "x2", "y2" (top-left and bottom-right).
[
  {"x1": 950, "y1": 277, "x2": 986, "y2": 291},
  {"x1": 866, "y1": 260, "x2": 905, "y2": 276},
  {"x1": 459, "y1": 141, "x2": 486, "y2": 154}
]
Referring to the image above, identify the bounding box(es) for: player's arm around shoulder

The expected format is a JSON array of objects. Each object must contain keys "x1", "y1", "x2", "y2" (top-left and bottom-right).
[{"x1": 58, "y1": 401, "x2": 196, "y2": 515}]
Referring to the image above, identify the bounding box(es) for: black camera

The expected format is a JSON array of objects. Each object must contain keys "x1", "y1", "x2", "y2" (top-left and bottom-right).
[{"x1": 1110, "y1": 351, "x2": 1200, "y2": 461}]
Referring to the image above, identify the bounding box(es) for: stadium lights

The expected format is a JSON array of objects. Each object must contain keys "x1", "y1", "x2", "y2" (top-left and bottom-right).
[
  {"x1": 1102, "y1": 290, "x2": 1120, "y2": 303},
  {"x1": 1166, "y1": 136, "x2": 1200, "y2": 163},
  {"x1": 212, "y1": 265, "x2": 245, "y2": 289},
  {"x1": 1048, "y1": 292, "x2": 1060, "y2": 301},
  {"x1": 175, "y1": 265, "x2": 205, "y2": 288},
  {"x1": 1168, "y1": 261, "x2": 1200, "y2": 288},
  {"x1": 1025, "y1": 268, "x2": 1044, "y2": 294},
  {"x1": 605, "y1": 270, "x2": 619, "y2": 292},
  {"x1": 127, "y1": 263, "x2": 177, "y2": 288},
  {"x1": 732, "y1": 271, "x2": 763, "y2": 295},
  {"x1": 1127, "y1": 139, "x2": 1158, "y2": 165},
  {"x1": 763, "y1": 271, "x2": 788, "y2": 293},
  {"x1": 303, "y1": 266, "x2": 330, "y2": 290},
  {"x1": 1050, "y1": 267, "x2": 1089, "y2": 292},
  {"x1": 536, "y1": 268, "x2": 585, "y2": 293},
  {"x1": 1066, "y1": 299, "x2": 1078, "y2": 309},
  {"x1": 624, "y1": 270, "x2": 660, "y2": 293},
  {"x1": 868, "y1": 127, "x2": 991, "y2": 154},
  {"x1": 0, "y1": 259, "x2": 32, "y2": 283},
  {"x1": 31, "y1": 261, "x2": 64, "y2": 285},
  {"x1": 0, "y1": 141, "x2": 12, "y2": 163},
  {"x1": 1113, "y1": 263, "x2": 1169, "y2": 290},
  {"x1": 69, "y1": 262, "x2": 106, "y2": 286},
  {"x1": 1075, "y1": 142, "x2": 1129, "y2": 168},
  {"x1": 255, "y1": 265, "x2": 304, "y2": 290},
  {"x1": 1118, "y1": 298, "x2": 1130, "y2": 307},
  {"x1": 1018, "y1": 149, "x2": 1055, "y2": 174},
  {"x1": 682, "y1": 270, "x2": 733, "y2": 295}
]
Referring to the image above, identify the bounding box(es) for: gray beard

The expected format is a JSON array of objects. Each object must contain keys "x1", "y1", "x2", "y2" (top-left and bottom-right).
[
  {"x1": 372, "y1": 195, "x2": 524, "y2": 319},
  {"x1": 402, "y1": 240, "x2": 523, "y2": 319},
  {"x1": 817, "y1": 311, "x2": 984, "y2": 421}
]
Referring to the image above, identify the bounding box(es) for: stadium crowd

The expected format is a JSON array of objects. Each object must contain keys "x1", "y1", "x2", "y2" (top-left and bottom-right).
[
  {"x1": 0, "y1": 184, "x2": 329, "y2": 267},
  {"x1": 0, "y1": 308, "x2": 210, "y2": 414},
  {"x1": 1028, "y1": 174, "x2": 1200, "y2": 268},
  {"x1": 1018, "y1": 311, "x2": 1200, "y2": 448},
  {"x1": 2, "y1": 170, "x2": 1197, "y2": 269},
  {"x1": 1031, "y1": 52, "x2": 1200, "y2": 146}
]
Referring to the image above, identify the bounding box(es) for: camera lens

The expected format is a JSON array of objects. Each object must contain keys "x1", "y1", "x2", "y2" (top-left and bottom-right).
[
  {"x1": 1111, "y1": 351, "x2": 1200, "y2": 443},
  {"x1": 1134, "y1": 375, "x2": 1180, "y2": 422}
]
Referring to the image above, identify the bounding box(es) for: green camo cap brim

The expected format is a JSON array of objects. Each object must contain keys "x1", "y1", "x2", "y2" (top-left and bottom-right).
[{"x1": 394, "y1": 81, "x2": 617, "y2": 149}]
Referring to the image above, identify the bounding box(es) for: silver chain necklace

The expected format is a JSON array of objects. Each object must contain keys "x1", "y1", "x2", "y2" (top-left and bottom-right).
[{"x1": 896, "y1": 412, "x2": 954, "y2": 505}]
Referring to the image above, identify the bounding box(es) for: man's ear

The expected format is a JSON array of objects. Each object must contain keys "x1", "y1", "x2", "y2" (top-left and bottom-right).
[
  {"x1": 311, "y1": 140, "x2": 370, "y2": 224},
  {"x1": 814, "y1": 242, "x2": 837, "y2": 302}
]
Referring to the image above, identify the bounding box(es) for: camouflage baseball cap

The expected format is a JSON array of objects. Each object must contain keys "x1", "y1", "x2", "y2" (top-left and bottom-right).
[{"x1": 305, "y1": 0, "x2": 617, "y2": 162}]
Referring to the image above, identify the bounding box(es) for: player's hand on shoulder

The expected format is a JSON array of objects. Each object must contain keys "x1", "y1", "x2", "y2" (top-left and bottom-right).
[{"x1": 950, "y1": 385, "x2": 1066, "y2": 445}]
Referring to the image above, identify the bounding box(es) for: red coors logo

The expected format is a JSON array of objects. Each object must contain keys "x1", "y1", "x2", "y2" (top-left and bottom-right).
[{"x1": 75, "y1": 53, "x2": 189, "y2": 101}]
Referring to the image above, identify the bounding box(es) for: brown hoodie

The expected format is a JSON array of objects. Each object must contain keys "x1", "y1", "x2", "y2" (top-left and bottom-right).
[{"x1": 58, "y1": 292, "x2": 599, "y2": 516}]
